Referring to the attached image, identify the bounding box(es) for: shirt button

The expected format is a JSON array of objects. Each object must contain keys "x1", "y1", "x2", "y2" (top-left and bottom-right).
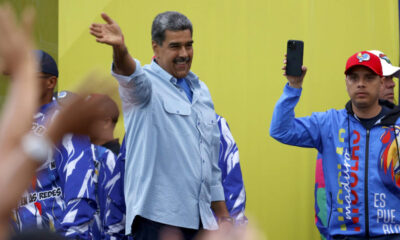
[
  {"x1": 176, "y1": 110, "x2": 180, "y2": 114},
  {"x1": 197, "y1": 122, "x2": 200, "y2": 126},
  {"x1": 202, "y1": 160, "x2": 205, "y2": 163}
]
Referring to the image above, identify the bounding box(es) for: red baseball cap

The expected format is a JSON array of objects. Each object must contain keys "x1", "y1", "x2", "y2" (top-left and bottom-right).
[{"x1": 345, "y1": 51, "x2": 383, "y2": 77}]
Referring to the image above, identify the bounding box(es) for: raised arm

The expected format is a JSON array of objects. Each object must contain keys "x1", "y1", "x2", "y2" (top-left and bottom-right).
[
  {"x1": 90, "y1": 13, "x2": 136, "y2": 76},
  {"x1": 270, "y1": 57, "x2": 322, "y2": 150},
  {"x1": 0, "y1": 6, "x2": 41, "y2": 236},
  {"x1": 0, "y1": 5, "x2": 38, "y2": 152}
]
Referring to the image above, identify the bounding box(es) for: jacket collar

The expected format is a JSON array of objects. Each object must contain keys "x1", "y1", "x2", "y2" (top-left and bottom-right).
[{"x1": 345, "y1": 99, "x2": 400, "y2": 125}]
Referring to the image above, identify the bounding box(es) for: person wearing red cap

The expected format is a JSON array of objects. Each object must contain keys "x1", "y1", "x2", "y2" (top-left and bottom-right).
[
  {"x1": 270, "y1": 51, "x2": 400, "y2": 239},
  {"x1": 314, "y1": 50, "x2": 400, "y2": 240}
]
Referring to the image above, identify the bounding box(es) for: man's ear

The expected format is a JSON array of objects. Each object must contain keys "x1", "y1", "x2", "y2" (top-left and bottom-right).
[
  {"x1": 152, "y1": 40, "x2": 160, "y2": 59},
  {"x1": 47, "y1": 76, "x2": 57, "y2": 89}
]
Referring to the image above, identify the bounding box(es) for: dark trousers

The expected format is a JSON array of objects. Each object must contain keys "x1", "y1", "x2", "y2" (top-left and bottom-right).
[{"x1": 131, "y1": 216, "x2": 200, "y2": 240}]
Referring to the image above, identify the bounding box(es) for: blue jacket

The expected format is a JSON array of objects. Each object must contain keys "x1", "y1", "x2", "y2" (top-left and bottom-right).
[
  {"x1": 216, "y1": 115, "x2": 247, "y2": 224},
  {"x1": 91, "y1": 143, "x2": 127, "y2": 240},
  {"x1": 11, "y1": 101, "x2": 97, "y2": 239},
  {"x1": 270, "y1": 84, "x2": 400, "y2": 239}
]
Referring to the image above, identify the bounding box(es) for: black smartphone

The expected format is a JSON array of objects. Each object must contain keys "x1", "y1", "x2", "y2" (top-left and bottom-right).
[{"x1": 286, "y1": 40, "x2": 304, "y2": 76}]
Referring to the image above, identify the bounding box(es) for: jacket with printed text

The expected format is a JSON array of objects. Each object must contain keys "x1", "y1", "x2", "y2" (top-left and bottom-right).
[
  {"x1": 270, "y1": 84, "x2": 400, "y2": 239},
  {"x1": 11, "y1": 101, "x2": 97, "y2": 239}
]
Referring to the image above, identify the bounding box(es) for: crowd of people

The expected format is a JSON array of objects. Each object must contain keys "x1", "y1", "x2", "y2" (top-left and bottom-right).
[
  {"x1": 0, "y1": 2, "x2": 400, "y2": 240},
  {"x1": 0, "y1": 4, "x2": 248, "y2": 240}
]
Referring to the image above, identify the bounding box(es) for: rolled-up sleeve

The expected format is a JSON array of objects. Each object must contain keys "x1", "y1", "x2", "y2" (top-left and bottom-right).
[{"x1": 111, "y1": 59, "x2": 152, "y2": 110}]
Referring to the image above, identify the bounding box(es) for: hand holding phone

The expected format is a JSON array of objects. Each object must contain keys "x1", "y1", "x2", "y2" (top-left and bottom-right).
[{"x1": 284, "y1": 40, "x2": 307, "y2": 88}]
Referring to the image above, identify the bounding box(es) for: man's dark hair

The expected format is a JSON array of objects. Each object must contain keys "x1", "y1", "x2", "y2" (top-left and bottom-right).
[{"x1": 151, "y1": 11, "x2": 192, "y2": 46}]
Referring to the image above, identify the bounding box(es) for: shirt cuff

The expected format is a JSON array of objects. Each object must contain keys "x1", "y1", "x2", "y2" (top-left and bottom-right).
[
  {"x1": 284, "y1": 82, "x2": 302, "y2": 96},
  {"x1": 110, "y1": 58, "x2": 143, "y2": 85},
  {"x1": 211, "y1": 184, "x2": 225, "y2": 201}
]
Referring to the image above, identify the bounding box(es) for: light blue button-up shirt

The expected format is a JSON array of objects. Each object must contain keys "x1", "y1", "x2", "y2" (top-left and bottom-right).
[{"x1": 112, "y1": 59, "x2": 225, "y2": 234}]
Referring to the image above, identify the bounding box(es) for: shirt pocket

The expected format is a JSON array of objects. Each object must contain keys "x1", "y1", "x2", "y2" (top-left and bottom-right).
[
  {"x1": 163, "y1": 99, "x2": 191, "y2": 116},
  {"x1": 158, "y1": 99, "x2": 193, "y2": 136}
]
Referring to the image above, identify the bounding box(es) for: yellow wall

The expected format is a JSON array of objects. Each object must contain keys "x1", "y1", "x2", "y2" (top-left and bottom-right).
[{"x1": 3, "y1": 0, "x2": 399, "y2": 239}]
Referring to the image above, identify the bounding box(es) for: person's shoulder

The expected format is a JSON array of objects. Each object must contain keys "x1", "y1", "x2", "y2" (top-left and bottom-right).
[
  {"x1": 326, "y1": 108, "x2": 346, "y2": 114},
  {"x1": 69, "y1": 134, "x2": 92, "y2": 147},
  {"x1": 309, "y1": 108, "x2": 346, "y2": 127},
  {"x1": 311, "y1": 108, "x2": 346, "y2": 117},
  {"x1": 196, "y1": 78, "x2": 211, "y2": 93}
]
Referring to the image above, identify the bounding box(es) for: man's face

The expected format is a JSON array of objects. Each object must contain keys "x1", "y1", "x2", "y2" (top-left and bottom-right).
[
  {"x1": 37, "y1": 72, "x2": 57, "y2": 102},
  {"x1": 345, "y1": 66, "x2": 384, "y2": 109},
  {"x1": 379, "y1": 75, "x2": 395, "y2": 103},
  {"x1": 152, "y1": 29, "x2": 193, "y2": 79}
]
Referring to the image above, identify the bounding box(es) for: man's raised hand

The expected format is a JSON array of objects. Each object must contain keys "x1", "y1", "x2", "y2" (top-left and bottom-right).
[
  {"x1": 0, "y1": 4, "x2": 36, "y2": 76},
  {"x1": 90, "y1": 13, "x2": 125, "y2": 48},
  {"x1": 282, "y1": 55, "x2": 307, "y2": 89}
]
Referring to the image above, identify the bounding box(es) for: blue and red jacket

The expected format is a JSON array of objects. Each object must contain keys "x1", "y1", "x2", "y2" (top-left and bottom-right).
[
  {"x1": 11, "y1": 101, "x2": 97, "y2": 239},
  {"x1": 270, "y1": 84, "x2": 400, "y2": 239}
]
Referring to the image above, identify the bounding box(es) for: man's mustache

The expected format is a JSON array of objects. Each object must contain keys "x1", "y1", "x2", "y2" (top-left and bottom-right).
[{"x1": 173, "y1": 57, "x2": 190, "y2": 64}]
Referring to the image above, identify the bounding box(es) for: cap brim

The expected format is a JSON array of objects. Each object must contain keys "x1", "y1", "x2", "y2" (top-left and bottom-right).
[{"x1": 383, "y1": 64, "x2": 400, "y2": 78}]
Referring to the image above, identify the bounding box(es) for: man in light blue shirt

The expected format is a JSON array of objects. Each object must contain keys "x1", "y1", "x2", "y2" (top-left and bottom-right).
[{"x1": 90, "y1": 11, "x2": 230, "y2": 240}]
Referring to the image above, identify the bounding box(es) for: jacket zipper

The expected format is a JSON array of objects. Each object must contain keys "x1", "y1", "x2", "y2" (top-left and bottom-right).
[{"x1": 365, "y1": 129, "x2": 370, "y2": 238}]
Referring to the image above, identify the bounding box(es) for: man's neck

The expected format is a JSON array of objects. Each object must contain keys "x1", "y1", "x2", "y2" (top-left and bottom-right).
[
  {"x1": 91, "y1": 133, "x2": 115, "y2": 146},
  {"x1": 40, "y1": 94, "x2": 53, "y2": 107},
  {"x1": 352, "y1": 102, "x2": 382, "y2": 119}
]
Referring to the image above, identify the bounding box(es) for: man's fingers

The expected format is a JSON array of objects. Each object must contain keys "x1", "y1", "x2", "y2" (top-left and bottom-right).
[
  {"x1": 90, "y1": 24, "x2": 103, "y2": 31},
  {"x1": 300, "y1": 66, "x2": 307, "y2": 78},
  {"x1": 90, "y1": 30, "x2": 103, "y2": 38},
  {"x1": 101, "y1": 13, "x2": 114, "y2": 24},
  {"x1": 0, "y1": 6, "x2": 17, "y2": 40},
  {"x1": 21, "y1": 7, "x2": 35, "y2": 39},
  {"x1": 89, "y1": 27, "x2": 102, "y2": 34}
]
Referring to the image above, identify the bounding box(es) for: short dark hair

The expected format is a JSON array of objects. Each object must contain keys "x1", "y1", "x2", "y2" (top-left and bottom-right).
[{"x1": 151, "y1": 11, "x2": 192, "y2": 46}]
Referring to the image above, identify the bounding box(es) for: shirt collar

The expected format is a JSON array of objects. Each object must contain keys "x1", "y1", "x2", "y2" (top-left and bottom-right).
[{"x1": 149, "y1": 59, "x2": 200, "y2": 87}]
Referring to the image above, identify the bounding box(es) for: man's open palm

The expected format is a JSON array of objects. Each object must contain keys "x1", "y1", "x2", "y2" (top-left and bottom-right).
[{"x1": 90, "y1": 13, "x2": 124, "y2": 47}]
